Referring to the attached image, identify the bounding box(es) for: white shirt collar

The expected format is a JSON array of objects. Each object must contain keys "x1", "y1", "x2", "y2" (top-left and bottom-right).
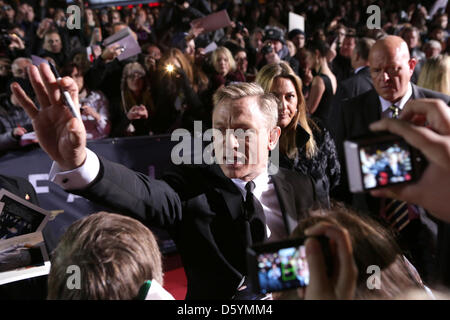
[
  {"x1": 231, "y1": 168, "x2": 270, "y2": 198},
  {"x1": 354, "y1": 66, "x2": 365, "y2": 74},
  {"x1": 379, "y1": 82, "x2": 413, "y2": 114}
]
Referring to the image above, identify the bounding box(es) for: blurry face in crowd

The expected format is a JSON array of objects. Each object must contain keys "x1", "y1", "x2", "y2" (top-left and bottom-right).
[
  {"x1": 144, "y1": 45, "x2": 161, "y2": 71},
  {"x1": 369, "y1": 37, "x2": 416, "y2": 103},
  {"x1": 340, "y1": 36, "x2": 355, "y2": 58},
  {"x1": 424, "y1": 44, "x2": 441, "y2": 59},
  {"x1": 286, "y1": 40, "x2": 296, "y2": 57},
  {"x1": 85, "y1": 9, "x2": 95, "y2": 26},
  {"x1": 337, "y1": 28, "x2": 346, "y2": 44},
  {"x1": 291, "y1": 34, "x2": 305, "y2": 49},
  {"x1": 270, "y1": 77, "x2": 297, "y2": 129},
  {"x1": 126, "y1": 69, "x2": 145, "y2": 95},
  {"x1": 402, "y1": 30, "x2": 419, "y2": 49},
  {"x1": 212, "y1": 96, "x2": 277, "y2": 181},
  {"x1": 12, "y1": 59, "x2": 31, "y2": 79},
  {"x1": 43, "y1": 32, "x2": 62, "y2": 53},
  {"x1": 268, "y1": 40, "x2": 283, "y2": 53},
  {"x1": 70, "y1": 67, "x2": 84, "y2": 92},
  {"x1": 148, "y1": 13, "x2": 155, "y2": 26},
  {"x1": 235, "y1": 51, "x2": 248, "y2": 74},
  {"x1": 185, "y1": 39, "x2": 195, "y2": 57},
  {"x1": 216, "y1": 53, "x2": 231, "y2": 76},
  {"x1": 3, "y1": 5, "x2": 15, "y2": 20},
  {"x1": 0, "y1": 60, "x2": 10, "y2": 77},
  {"x1": 251, "y1": 32, "x2": 264, "y2": 51},
  {"x1": 431, "y1": 29, "x2": 445, "y2": 42},
  {"x1": 111, "y1": 12, "x2": 121, "y2": 24},
  {"x1": 304, "y1": 50, "x2": 317, "y2": 69}
]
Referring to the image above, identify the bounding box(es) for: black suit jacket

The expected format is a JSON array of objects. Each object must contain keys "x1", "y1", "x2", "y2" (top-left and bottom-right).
[
  {"x1": 74, "y1": 157, "x2": 317, "y2": 299},
  {"x1": 330, "y1": 66, "x2": 373, "y2": 138}
]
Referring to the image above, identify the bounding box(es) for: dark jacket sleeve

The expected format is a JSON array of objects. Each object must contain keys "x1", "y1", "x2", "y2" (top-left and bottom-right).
[{"x1": 72, "y1": 156, "x2": 183, "y2": 228}]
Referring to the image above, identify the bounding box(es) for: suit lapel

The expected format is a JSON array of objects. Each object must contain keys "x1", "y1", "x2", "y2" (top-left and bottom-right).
[
  {"x1": 364, "y1": 90, "x2": 382, "y2": 125},
  {"x1": 271, "y1": 171, "x2": 298, "y2": 235},
  {"x1": 208, "y1": 164, "x2": 243, "y2": 221},
  {"x1": 411, "y1": 83, "x2": 425, "y2": 99}
]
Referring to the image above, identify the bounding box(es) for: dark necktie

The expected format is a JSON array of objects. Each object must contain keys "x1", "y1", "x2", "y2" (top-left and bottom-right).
[
  {"x1": 243, "y1": 181, "x2": 267, "y2": 246},
  {"x1": 381, "y1": 105, "x2": 416, "y2": 232},
  {"x1": 389, "y1": 104, "x2": 400, "y2": 119}
]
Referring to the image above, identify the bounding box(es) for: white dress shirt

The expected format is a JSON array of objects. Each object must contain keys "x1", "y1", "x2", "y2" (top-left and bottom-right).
[
  {"x1": 379, "y1": 82, "x2": 413, "y2": 119},
  {"x1": 50, "y1": 152, "x2": 287, "y2": 242}
]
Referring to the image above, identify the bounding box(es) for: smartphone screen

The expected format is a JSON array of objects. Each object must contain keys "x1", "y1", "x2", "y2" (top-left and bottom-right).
[
  {"x1": 255, "y1": 244, "x2": 309, "y2": 294},
  {"x1": 359, "y1": 139, "x2": 413, "y2": 190}
]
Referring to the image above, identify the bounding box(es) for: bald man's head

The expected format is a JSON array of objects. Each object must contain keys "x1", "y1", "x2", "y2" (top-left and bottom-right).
[{"x1": 369, "y1": 36, "x2": 417, "y2": 103}]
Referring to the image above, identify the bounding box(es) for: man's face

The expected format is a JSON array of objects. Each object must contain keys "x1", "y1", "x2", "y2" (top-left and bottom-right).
[
  {"x1": 235, "y1": 51, "x2": 248, "y2": 73},
  {"x1": 12, "y1": 59, "x2": 31, "y2": 79},
  {"x1": 292, "y1": 34, "x2": 305, "y2": 49},
  {"x1": 340, "y1": 37, "x2": 355, "y2": 58},
  {"x1": 369, "y1": 45, "x2": 415, "y2": 103},
  {"x1": 43, "y1": 33, "x2": 62, "y2": 53},
  {"x1": 403, "y1": 31, "x2": 418, "y2": 49},
  {"x1": 269, "y1": 40, "x2": 283, "y2": 53},
  {"x1": 0, "y1": 60, "x2": 10, "y2": 76},
  {"x1": 212, "y1": 96, "x2": 277, "y2": 181}
]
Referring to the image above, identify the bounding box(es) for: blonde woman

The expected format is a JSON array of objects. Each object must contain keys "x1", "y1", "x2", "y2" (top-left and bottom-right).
[
  {"x1": 256, "y1": 62, "x2": 340, "y2": 204},
  {"x1": 417, "y1": 54, "x2": 450, "y2": 95},
  {"x1": 210, "y1": 46, "x2": 245, "y2": 92},
  {"x1": 121, "y1": 62, "x2": 155, "y2": 136}
]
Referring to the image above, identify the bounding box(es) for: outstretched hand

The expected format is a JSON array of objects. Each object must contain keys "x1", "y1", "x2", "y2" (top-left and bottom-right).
[{"x1": 11, "y1": 63, "x2": 87, "y2": 171}]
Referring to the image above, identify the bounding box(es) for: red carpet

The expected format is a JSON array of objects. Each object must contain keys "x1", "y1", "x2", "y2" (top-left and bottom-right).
[{"x1": 162, "y1": 253, "x2": 187, "y2": 300}]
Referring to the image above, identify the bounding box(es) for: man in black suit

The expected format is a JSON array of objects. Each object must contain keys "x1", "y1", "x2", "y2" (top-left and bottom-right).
[
  {"x1": 12, "y1": 69, "x2": 318, "y2": 299},
  {"x1": 330, "y1": 37, "x2": 375, "y2": 132},
  {"x1": 333, "y1": 35, "x2": 450, "y2": 283}
]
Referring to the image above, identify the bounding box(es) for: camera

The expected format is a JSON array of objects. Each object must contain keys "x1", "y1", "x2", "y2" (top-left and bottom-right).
[
  {"x1": 235, "y1": 21, "x2": 245, "y2": 32},
  {"x1": 261, "y1": 43, "x2": 273, "y2": 55},
  {"x1": 246, "y1": 236, "x2": 332, "y2": 294},
  {"x1": 344, "y1": 131, "x2": 427, "y2": 193}
]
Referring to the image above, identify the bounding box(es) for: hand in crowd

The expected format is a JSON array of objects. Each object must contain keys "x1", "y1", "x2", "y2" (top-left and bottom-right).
[
  {"x1": 370, "y1": 99, "x2": 450, "y2": 222},
  {"x1": 81, "y1": 105, "x2": 101, "y2": 122},
  {"x1": 36, "y1": 18, "x2": 53, "y2": 39},
  {"x1": 8, "y1": 33, "x2": 25, "y2": 51},
  {"x1": 11, "y1": 63, "x2": 87, "y2": 171},
  {"x1": 12, "y1": 126, "x2": 27, "y2": 138},
  {"x1": 127, "y1": 105, "x2": 148, "y2": 120},
  {"x1": 101, "y1": 43, "x2": 123, "y2": 62},
  {"x1": 304, "y1": 222, "x2": 357, "y2": 300}
]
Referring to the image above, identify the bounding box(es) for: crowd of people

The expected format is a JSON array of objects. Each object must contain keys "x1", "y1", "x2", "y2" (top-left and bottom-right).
[{"x1": 0, "y1": 0, "x2": 450, "y2": 301}]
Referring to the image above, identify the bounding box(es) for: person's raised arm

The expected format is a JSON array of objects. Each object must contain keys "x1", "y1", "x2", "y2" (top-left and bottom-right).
[
  {"x1": 11, "y1": 63, "x2": 87, "y2": 171},
  {"x1": 369, "y1": 98, "x2": 450, "y2": 222}
]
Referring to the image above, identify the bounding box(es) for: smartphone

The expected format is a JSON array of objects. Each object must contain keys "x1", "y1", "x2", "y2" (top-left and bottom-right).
[
  {"x1": 344, "y1": 131, "x2": 426, "y2": 193},
  {"x1": 246, "y1": 236, "x2": 332, "y2": 294}
]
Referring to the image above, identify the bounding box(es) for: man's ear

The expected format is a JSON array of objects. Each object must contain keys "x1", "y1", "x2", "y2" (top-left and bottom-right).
[
  {"x1": 268, "y1": 126, "x2": 281, "y2": 151},
  {"x1": 408, "y1": 58, "x2": 417, "y2": 73}
]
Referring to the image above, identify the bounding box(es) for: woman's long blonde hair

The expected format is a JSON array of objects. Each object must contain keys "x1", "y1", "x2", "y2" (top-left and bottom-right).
[
  {"x1": 255, "y1": 62, "x2": 317, "y2": 159},
  {"x1": 417, "y1": 54, "x2": 450, "y2": 95}
]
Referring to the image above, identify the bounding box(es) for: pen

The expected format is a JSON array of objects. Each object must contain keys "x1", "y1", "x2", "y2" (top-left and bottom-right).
[{"x1": 48, "y1": 62, "x2": 82, "y2": 122}]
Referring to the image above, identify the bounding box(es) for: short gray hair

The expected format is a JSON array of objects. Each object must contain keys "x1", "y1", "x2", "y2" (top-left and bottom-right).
[{"x1": 212, "y1": 82, "x2": 279, "y2": 128}]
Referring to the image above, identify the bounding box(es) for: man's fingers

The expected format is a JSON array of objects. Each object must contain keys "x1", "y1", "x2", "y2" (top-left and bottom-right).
[
  {"x1": 59, "y1": 76, "x2": 80, "y2": 111},
  {"x1": 401, "y1": 99, "x2": 450, "y2": 135},
  {"x1": 28, "y1": 65, "x2": 51, "y2": 109},
  {"x1": 11, "y1": 82, "x2": 39, "y2": 119},
  {"x1": 304, "y1": 237, "x2": 330, "y2": 299},
  {"x1": 39, "y1": 63, "x2": 61, "y2": 107}
]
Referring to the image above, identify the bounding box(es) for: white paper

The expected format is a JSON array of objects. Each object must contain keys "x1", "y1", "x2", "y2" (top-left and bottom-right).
[
  {"x1": 204, "y1": 42, "x2": 218, "y2": 54},
  {"x1": 289, "y1": 12, "x2": 305, "y2": 32}
]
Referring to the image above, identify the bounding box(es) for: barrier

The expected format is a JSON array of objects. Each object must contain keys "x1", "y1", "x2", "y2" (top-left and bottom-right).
[{"x1": 0, "y1": 135, "x2": 178, "y2": 254}]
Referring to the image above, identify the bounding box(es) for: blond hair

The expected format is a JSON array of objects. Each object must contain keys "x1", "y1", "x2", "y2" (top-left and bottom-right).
[
  {"x1": 211, "y1": 46, "x2": 236, "y2": 74},
  {"x1": 417, "y1": 54, "x2": 450, "y2": 95},
  {"x1": 213, "y1": 82, "x2": 279, "y2": 129},
  {"x1": 255, "y1": 62, "x2": 317, "y2": 159}
]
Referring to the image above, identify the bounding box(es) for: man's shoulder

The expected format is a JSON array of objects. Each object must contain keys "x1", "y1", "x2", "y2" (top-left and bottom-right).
[
  {"x1": 413, "y1": 85, "x2": 450, "y2": 104},
  {"x1": 342, "y1": 88, "x2": 378, "y2": 109}
]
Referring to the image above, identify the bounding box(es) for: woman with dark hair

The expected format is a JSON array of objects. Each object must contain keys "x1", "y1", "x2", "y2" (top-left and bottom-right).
[
  {"x1": 304, "y1": 39, "x2": 337, "y2": 124},
  {"x1": 61, "y1": 63, "x2": 111, "y2": 140},
  {"x1": 256, "y1": 62, "x2": 340, "y2": 205},
  {"x1": 120, "y1": 62, "x2": 155, "y2": 136}
]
